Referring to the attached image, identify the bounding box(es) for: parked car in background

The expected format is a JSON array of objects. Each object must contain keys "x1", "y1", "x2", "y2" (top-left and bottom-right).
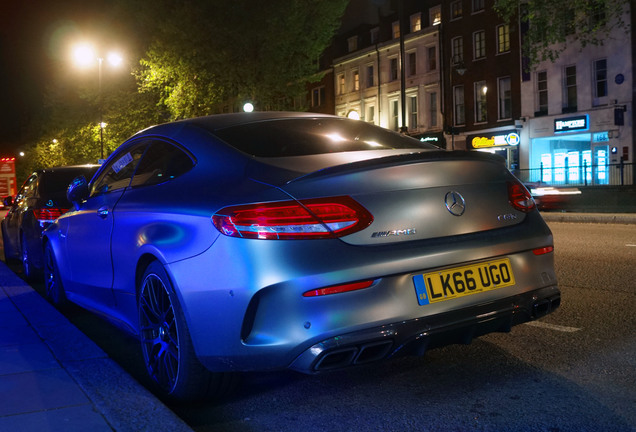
[
  {"x1": 43, "y1": 112, "x2": 560, "y2": 402},
  {"x1": 2, "y1": 165, "x2": 100, "y2": 279}
]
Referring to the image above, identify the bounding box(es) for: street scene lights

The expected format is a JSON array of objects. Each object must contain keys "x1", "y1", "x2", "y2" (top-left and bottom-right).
[{"x1": 72, "y1": 42, "x2": 123, "y2": 159}]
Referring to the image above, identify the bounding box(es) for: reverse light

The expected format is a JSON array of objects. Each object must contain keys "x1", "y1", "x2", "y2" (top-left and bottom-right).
[
  {"x1": 303, "y1": 280, "x2": 375, "y2": 297},
  {"x1": 508, "y1": 180, "x2": 536, "y2": 213},
  {"x1": 212, "y1": 196, "x2": 373, "y2": 240},
  {"x1": 33, "y1": 208, "x2": 68, "y2": 227}
]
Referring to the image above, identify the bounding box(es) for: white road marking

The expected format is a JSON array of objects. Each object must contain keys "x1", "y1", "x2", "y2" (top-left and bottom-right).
[
  {"x1": 525, "y1": 321, "x2": 581, "y2": 333},
  {"x1": 626, "y1": 244, "x2": 636, "y2": 247}
]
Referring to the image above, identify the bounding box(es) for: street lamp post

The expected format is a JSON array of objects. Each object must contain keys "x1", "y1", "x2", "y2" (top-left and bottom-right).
[
  {"x1": 72, "y1": 43, "x2": 123, "y2": 160},
  {"x1": 449, "y1": 56, "x2": 467, "y2": 151}
]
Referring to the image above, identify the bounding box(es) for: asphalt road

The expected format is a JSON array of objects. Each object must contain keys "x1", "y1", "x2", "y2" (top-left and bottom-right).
[{"x1": 3, "y1": 222, "x2": 635, "y2": 432}]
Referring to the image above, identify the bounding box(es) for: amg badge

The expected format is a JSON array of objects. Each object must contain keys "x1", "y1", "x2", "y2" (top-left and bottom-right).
[{"x1": 372, "y1": 228, "x2": 417, "y2": 238}]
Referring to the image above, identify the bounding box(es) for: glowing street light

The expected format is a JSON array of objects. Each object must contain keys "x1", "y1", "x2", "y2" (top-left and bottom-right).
[{"x1": 71, "y1": 42, "x2": 123, "y2": 159}]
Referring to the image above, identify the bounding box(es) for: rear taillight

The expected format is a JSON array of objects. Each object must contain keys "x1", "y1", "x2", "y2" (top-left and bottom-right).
[
  {"x1": 212, "y1": 196, "x2": 373, "y2": 240},
  {"x1": 303, "y1": 280, "x2": 375, "y2": 297},
  {"x1": 33, "y1": 208, "x2": 68, "y2": 226},
  {"x1": 508, "y1": 180, "x2": 536, "y2": 213}
]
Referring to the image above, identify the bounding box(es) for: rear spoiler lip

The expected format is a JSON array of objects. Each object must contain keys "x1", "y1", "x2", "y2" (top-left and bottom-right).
[{"x1": 287, "y1": 150, "x2": 505, "y2": 184}]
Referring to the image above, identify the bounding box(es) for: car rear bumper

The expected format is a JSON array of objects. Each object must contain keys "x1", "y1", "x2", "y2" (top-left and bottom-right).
[{"x1": 289, "y1": 285, "x2": 560, "y2": 373}]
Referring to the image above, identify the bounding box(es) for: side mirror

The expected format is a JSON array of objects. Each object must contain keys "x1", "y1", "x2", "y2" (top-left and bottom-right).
[
  {"x1": 67, "y1": 176, "x2": 89, "y2": 210},
  {"x1": 3, "y1": 196, "x2": 13, "y2": 207}
]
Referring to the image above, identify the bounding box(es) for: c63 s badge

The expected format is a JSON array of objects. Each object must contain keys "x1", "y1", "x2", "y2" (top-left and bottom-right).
[{"x1": 372, "y1": 228, "x2": 417, "y2": 238}]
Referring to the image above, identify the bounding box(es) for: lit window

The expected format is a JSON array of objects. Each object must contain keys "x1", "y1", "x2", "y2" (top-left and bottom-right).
[
  {"x1": 474, "y1": 81, "x2": 488, "y2": 123},
  {"x1": 451, "y1": 1, "x2": 463, "y2": 20},
  {"x1": 410, "y1": 13, "x2": 422, "y2": 32},
  {"x1": 497, "y1": 24, "x2": 510, "y2": 53},
  {"x1": 392, "y1": 21, "x2": 400, "y2": 39},
  {"x1": 353, "y1": 70, "x2": 360, "y2": 91}
]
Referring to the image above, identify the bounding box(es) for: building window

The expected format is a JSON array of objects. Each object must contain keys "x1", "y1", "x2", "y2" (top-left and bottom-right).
[
  {"x1": 391, "y1": 99, "x2": 400, "y2": 131},
  {"x1": 392, "y1": 21, "x2": 400, "y2": 39},
  {"x1": 311, "y1": 86, "x2": 325, "y2": 107},
  {"x1": 451, "y1": 1, "x2": 463, "y2": 20},
  {"x1": 337, "y1": 73, "x2": 345, "y2": 95},
  {"x1": 497, "y1": 24, "x2": 510, "y2": 53},
  {"x1": 498, "y1": 77, "x2": 511, "y2": 119},
  {"x1": 347, "y1": 36, "x2": 358, "y2": 53},
  {"x1": 473, "y1": 30, "x2": 486, "y2": 60},
  {"x1": 366, "y1": 64, "x2": 374, "y2": 88},
  {"x1": 367, "y1": 105, "x2": 375, "y2": 124},
  {"x1": 594, "y1": 59, "x2": 607, "y2": 98},
  {"x1": 410, "y1": 13, "x2": 422, "y2": 32},
  {"x1": 564, "y1": 65, "x2": 577, "y2": 110},
  {"x1": 408, "y1": 52, "x2": 417, "y2": 76},
  {"x1": 352, "y1": 70, "x2": 360, "y2": 91},
  {"x1": 474, "y1": 81, "x2": 488, "y2": 123},
  {"x1": 590, "y1": 0, "x2": 607, "y2": 27},
  {"x1": 429, "y1": 92, "x2": 438, "y2": 127},
  {"x1": 409, "y1": 95, "x2": 418, "y2": 129},
  {"x1": 430, "y1": 5, "x2": 441, "y2": 26},
  {"x1": 537, "y1": 70, "x2": 548, "y2": 114},
  {"x1": 451, "y1": 37, "x2": 464, "y2": 63},
  {"x1": 472, "y1": 0, "x2": 485, "y2": 12},
  {"x1": 370, "y1": 27, "x2": 379, "y2": 44},
  {"x1": 390, "y1": 57, "x2": 399, "y2": 81},
  {"x1": 453, "y1": 85, "x2": 465, "y2": 125},
  {"x1": 428, "y1": 46, "x2": 437, "y2": 71}
]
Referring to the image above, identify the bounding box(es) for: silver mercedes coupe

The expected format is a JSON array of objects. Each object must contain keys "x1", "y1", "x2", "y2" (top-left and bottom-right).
[{"x1": 43, "y1": 112, "x2": 560, "y2": 401}]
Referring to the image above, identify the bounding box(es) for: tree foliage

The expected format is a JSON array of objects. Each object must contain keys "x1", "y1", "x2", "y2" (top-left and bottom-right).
[
  {"x1": 22, "y1": 0, "x2": 346, "y2": 176},
  {"x1": 494, "y1": 0, "x2": 630, "y2": 67},
  {"x1": 132, "y1": 0, "x2": 348, "y2": 119}
]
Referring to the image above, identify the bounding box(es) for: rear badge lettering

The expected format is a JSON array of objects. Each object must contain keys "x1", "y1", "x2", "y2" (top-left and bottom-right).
[
  {"x1": 372, "y1": 228, "x2": 416, "y2": 238},
  {"x1": 497, "y1": 213, "x2": 518, "y2": 222}
]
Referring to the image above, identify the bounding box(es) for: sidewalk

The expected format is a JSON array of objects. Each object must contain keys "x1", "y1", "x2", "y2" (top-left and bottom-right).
[
  {"x1": 540, "y1": 211, "x2": 636, "y2": 224},
  {"x1": 0, "y1": 261, "x2": 193, "y2": 432}
]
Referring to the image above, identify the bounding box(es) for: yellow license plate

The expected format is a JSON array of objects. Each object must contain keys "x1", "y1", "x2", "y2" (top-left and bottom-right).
[{"x1": 413, "y1": 258, "x2": 515, "y2": 305}]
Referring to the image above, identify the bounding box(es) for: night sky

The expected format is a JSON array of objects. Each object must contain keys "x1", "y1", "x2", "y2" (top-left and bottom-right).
[{"x1": 0, "y1": 0, "x2": 121, "y2": 156}]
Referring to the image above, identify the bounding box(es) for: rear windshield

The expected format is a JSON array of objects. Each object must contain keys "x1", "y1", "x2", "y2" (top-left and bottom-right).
[
  {"x1": 213, "y1": 118, "x2": 437, "y2": 157},
  {"x1": 40, "y1": 168, "x2": 98, "y2": 197}
]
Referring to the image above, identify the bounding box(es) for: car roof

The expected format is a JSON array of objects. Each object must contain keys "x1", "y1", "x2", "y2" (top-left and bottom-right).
[{"x1": 143, "y1": 112, "x2": 337, "y2": 135}]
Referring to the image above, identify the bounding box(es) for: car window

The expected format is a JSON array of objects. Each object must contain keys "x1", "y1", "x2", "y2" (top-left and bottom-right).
[
  {"x1": 14, "y1": 174, "x2": 38, "y2": 204},
  {"x1": 91, "y1": 144, "x2": 147, "y2": 196},
  {"x1": 130, "y1": 140, "x2": 194, "y2": 188},
  {"x1": 212, "y1": 118, "x2": 436, "y2": 157}
]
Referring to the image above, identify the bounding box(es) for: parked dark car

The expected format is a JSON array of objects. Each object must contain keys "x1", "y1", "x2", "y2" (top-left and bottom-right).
[
  {"x1": 43, "y1": 113, "x2": 560, "y2": 401},
  {"x1": 2, "y1": 165, "x2": 100, "y2": 278}
]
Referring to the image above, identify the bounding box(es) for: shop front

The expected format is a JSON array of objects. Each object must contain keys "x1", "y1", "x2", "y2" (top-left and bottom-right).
[
  {"x1": 526, "y1": 113, "x2": 630, "y2": 186},
  {"x1": 466, "y1": 129, "x2": 520, "y2": 173}
]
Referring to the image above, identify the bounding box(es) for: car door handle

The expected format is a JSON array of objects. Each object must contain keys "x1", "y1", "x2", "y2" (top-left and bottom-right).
[{"x1": 97, "y1": 206, "x2": 109, "y2": 219}]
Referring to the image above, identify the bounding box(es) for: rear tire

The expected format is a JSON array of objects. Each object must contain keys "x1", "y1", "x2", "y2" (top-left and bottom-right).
[
  {"x1": 43, "y1": 242, "x2": 68, "y2": 307},
  {"x1": 21, "y1": 232, "x2": 36, "y2": 280},
  {"x1": 138, "y1": 260, "x2": 236, "y2": 402}
]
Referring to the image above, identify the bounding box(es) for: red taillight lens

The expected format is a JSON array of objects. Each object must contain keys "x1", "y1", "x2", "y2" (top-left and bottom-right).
[
  {"x1": 303, "y1": 280, "x2": 375, "y2": 297},
  {"x1": 508, "y1": 180, "x2": 535, "y2": 213},
  {"x1": 533, "y1": 245, "x2": 554, "y2": 255},
  {"x1": 33, "y1": 208, "x2": 68, "y2": 224},
  {"x1": 212, "y1": 196, "x2": 373, "y2": 240}
]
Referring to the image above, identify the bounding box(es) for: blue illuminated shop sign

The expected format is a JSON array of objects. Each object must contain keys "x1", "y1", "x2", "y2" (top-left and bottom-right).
[{"x1": 555, "y1": 115, "x2": 588, "y2": 133}]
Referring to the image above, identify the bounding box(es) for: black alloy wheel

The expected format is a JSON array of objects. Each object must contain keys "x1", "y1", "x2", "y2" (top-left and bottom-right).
[
  {"x1": 43, "y1": 242, "x2": 67, "y2": 307},
  {"x1": 138, "y1": 260, "x2": 232, "y2": 402},
  {"x1": 21, "y1": 233, "x2": 34, "y2": 280}
]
